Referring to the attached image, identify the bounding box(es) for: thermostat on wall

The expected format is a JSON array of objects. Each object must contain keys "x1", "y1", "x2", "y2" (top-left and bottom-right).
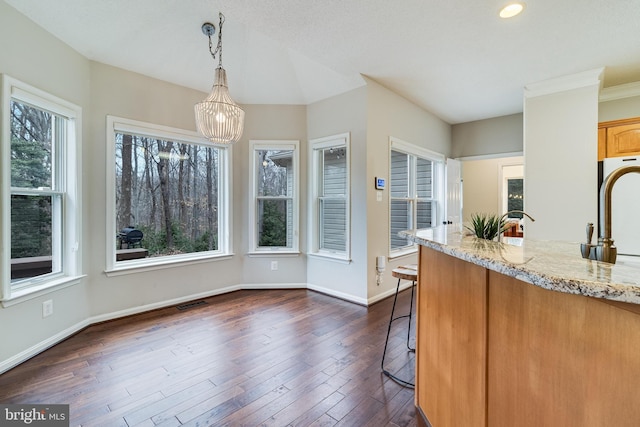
[{"x1": 375, "y1": 177, "x2": 386, "y2": 190}]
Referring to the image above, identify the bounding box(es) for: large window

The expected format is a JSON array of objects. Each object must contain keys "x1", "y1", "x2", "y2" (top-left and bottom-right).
[
  {"x1": 390, "y1": 137, "x2": 443, "y2": 254},
  {"x1": 309, "y1": 133, "x2": 350, "y2": 260},
  {"x1": 1, "y1": 76, "x2": 82, "y2": 301},
  {"x1": 106, "y1": 117, "x2": 230, "y2": 272},
  {"x1": 249, "y1": 141, "x2": 299, "y2": 253}
]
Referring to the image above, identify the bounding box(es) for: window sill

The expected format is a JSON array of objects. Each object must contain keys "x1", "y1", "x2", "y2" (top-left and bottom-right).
[
  {"x1": 388, "y1": 247, "x2": 418, "y2": 260},
  {"x1": 247, "y1": 251, "x2": 301, "y2": 257},
  {"x1": 105, "y1": 252, "x2": 234, "y2": 277},
  {"x1": 1, "y1": 275, "x2": 86, "y2": 308},
  {"x1": 307, "y1": 252, "x2": 352, "y2": 264}
]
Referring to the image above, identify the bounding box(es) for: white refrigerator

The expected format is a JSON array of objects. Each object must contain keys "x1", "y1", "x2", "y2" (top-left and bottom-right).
[{"x1": 603, "y1": 156, "x2": 640, "y2": 258}]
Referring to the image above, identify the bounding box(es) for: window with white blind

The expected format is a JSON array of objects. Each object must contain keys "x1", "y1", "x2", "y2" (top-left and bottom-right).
[
  {"x1": 309, "y1": 133, "x2": 350, "y2": 260},
  {"x1": 390, "y1": 137, "x2": 444, "y2": 254},
  {"x1": 249, "y1": 140, "x2": 299, "y2": 253}
]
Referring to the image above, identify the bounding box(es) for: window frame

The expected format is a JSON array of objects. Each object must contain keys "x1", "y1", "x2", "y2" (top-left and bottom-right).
[
  {"x1": 1, "y1": 75, "x2": 83, "y2": 304},
  {"x1": 248, "y1": 140, "x2": 300, "y2": 255},
  {"x1": 389, "y1": 137, "x2": 444, "y2": 258},
  {"x1": 105, "y1": 116, "x2": 232, "y2": 275},
  {"x1": 308, "y1": 133, "x2": 351, "y2": 262}
]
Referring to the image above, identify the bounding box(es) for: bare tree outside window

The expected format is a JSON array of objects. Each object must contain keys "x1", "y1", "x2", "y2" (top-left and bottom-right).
[
  {"x1": 256, "y1": 149, "x2": 293, "y2": 248},
  {"x1": 10, "y1": 100, "x2": 60, "y2": 280},
  {"x1": 115, "y1": 134, "x2": 220, "y2": 258}
]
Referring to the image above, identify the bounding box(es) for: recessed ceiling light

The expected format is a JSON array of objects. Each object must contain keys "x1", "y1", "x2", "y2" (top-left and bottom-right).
[{"x1": 499, "y1": 2, "x2": 525, "y2": 18}]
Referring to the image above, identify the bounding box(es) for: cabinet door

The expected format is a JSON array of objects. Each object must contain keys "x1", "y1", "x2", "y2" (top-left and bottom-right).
[
  {"x1": 607, "y1": 123, "x2": 640, "y2": 157},
  {"x1": 417, "y1": 247, "x2": 487, "y2": 427}
]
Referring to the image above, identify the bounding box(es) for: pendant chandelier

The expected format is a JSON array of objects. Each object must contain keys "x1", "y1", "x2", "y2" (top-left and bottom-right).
[{"x1": 194, "y1": 13, "x2": 245, "y2": 144}]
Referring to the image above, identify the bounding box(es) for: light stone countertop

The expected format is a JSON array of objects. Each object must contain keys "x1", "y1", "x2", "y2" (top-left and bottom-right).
[{"x1": 400, "y1": 225, "x2": 640, "y2": 305}]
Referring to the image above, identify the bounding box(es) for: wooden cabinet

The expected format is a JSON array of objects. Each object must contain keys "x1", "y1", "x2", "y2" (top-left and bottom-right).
[
  {"x1": 416, "y1": 247, "x2": 487, "y2": 427},
  {"x1": 487, "y1": 271, "x2": 640, "y2": 427},
  {"x1": 598, "y1": 117, "x2": 640, "y2": 160},
  {"x1": 416, "y1": 246, "x2": 640, "y2": 427}
]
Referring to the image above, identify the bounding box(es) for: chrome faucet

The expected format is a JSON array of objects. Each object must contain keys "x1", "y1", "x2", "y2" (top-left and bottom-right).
[
  {"x1": 589, "y1": 165, "x2": 640, "y2": 264},
  {"x1": 498, "y1": 210, "x2": 536, "y2": 242}
]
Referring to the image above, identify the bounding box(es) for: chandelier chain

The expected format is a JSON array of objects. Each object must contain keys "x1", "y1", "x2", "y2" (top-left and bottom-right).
[{"x1": 208, "y1": 12, "x2": 225, "y2": 68}]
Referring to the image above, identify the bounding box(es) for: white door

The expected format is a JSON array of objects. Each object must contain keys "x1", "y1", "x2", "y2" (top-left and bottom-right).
[{"x1": 445, "y1": 158, "x2": 462, "y2": 226}]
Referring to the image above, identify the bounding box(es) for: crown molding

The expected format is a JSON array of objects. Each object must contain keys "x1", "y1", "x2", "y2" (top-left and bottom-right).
[
  {"x1": 599, "y1": 81, "x2": 640, "y2": 102},
  {"x1": 524, "y1": 68, "x2": 604, "y2": 99}
]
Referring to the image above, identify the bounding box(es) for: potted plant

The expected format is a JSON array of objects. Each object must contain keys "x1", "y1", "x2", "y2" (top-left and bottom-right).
[{"x1": 465, "y1": 213, "x2": 508, "y2": 241}]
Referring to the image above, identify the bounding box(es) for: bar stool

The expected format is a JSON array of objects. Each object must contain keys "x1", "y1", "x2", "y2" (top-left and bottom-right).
[{"x1": 381, "y1": 264, "x2": 417, "y2": 388}]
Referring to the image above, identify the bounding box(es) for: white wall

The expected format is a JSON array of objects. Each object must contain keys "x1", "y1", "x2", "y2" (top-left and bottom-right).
[
  {"x1": 451, "y1": 113, "x2": 523, "y2": 158},
  {"x1": 306, "y1": 86, "x2": 369, "y2": 303},
  {"x1": 524, "y1": 71, "x2": 602, "y2": 241},
  {"x1": 0, "y1": 0, "x2": 92, "y2": 370},
  {"x1": 365, "y1": 78, "x2": 451, "y2": 302}
]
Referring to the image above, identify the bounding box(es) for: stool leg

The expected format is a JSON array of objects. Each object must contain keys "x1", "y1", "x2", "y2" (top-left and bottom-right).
[
  {"x1": 381, "y1": 277, "x2": 415, "y2": 388},
  {"x1": 406, "y1": 280, "x2": 416, "y2": 352},
  {"x1": 381, "y1": 277, "x2": 401, "y2": 373}
]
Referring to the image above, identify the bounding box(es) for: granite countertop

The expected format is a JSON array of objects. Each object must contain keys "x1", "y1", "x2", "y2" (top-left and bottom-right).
[{"x1": 400, "y1": 225, "x2": 640, "y2": 305}]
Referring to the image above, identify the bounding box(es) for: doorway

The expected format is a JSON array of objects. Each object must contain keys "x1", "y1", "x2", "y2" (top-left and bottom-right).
[{"x1": 460, "y1": 156, "x2": 524, "y2": 223}]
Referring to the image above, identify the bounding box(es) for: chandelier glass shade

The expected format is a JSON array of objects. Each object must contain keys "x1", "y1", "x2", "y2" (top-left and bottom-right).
[
  {"x1": 194, "y1": 13, "x2": 244, "y2": 144},
  {"x1": 195, "y1": 66, "x2": 245, "y2": 143}
]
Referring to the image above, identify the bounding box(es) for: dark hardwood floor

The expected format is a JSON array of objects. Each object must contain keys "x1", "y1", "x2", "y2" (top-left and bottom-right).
[{"x1": 0, "y1": 288, "x2": 417, "y2": 426}]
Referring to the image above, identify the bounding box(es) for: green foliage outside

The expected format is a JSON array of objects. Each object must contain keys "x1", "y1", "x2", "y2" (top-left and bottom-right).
[
  {"x1": 11, "y1": 124, "x2": 53, "y2": 259},
  {"x1": 259, "y1": 200, "x2": 287, "y2": 247},
  {"x1": 11, "y1": 195, "x2": 52, "y2": 258},
  {"x1": 11, "y1": 137, "x2": 51, "y2": 188}
]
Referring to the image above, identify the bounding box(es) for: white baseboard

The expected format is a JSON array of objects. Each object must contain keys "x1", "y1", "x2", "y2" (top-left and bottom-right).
[
  {"x1": 306, "y1": 283, "x2": 369, "y2": 306},
  {"x1": 0, "y1": 282, "x2": 396, "y2": 374},
  {"x1": 241, "y1": 283, "x2": 307, "y2": 290},
  {"x1": 88, "y1": 284, "x2": 242, "y2": 324},
  {"x1": 0, "y1": 318, "x2": 91, "y2": 374},
  {"x1": 366, "y1": 281, "x2": 414, "y2": 305}
]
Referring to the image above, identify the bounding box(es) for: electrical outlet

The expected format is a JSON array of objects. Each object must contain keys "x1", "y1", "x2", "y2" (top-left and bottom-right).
[
  {"x1": 42, "y1": 300, "x2": 53, "y2": 318},
  {"x1": 271, "y1": 261, "x2": 278, "y2": 271}
]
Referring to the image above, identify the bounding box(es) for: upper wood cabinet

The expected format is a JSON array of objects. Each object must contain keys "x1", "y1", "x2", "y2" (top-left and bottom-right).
[{"x1": 598, "y1": 117, "x2": 640, "y2": 160}]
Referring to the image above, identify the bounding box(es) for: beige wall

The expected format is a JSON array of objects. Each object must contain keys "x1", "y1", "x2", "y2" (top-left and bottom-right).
[
  {"x1": 306, "y1": 86, "x2": 369, "y2": 302},
  {"x1": 461, "y1": 156, "x2": 523, "y2": 222},
  {"x1": 0, "y1": 1, "x2": 453, "y2": 371},
  {"x1": 599, "y1": 95, "x2": 640, "y2": 122},
  {"x1": 524, "y1": 78, "x2": 600, "y2": 241},
  {"x1": 452, "y1": 113, "x2": 523, "y2": 158},
  {"x1": 88, "y1": 63, "x2": 306, "y2": 317},
  {"x1": 237, "y1": 104, "x2": 308, "y2": 285},
  {"x1": 365, "y1": 78, "x2": 451, "y2": 301},
  {"x1": 305, "y1": 78, "x2": 452, "y2": 304},
  {"x1": 0, "y1": 2, "x2": 312, "y2": 370}
]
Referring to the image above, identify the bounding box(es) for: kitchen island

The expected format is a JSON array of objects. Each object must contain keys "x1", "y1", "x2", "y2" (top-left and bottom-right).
[{"x1": 401, "y1": 226, "x2": 640, "y2": 427}]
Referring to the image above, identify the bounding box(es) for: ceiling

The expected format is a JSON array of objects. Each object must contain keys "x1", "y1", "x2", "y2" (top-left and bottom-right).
[{"x1": 5, "y1": 0, "x2": 640, "y2": 124}]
